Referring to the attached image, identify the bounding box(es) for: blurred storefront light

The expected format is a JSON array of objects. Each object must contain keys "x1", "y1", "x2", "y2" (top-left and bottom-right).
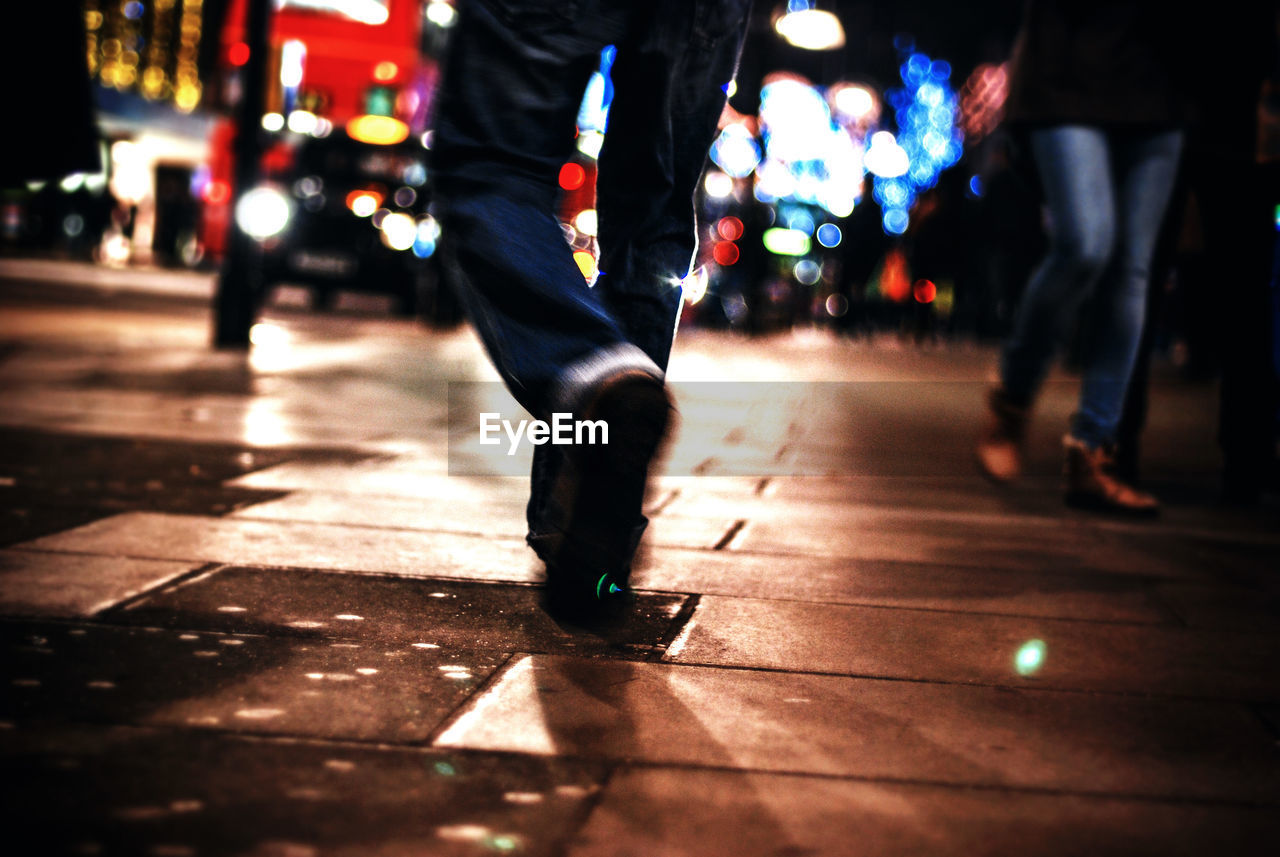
[
  {"x1": 864, "y1": 131, "x2": 909, "y2": 178},
  {"x1": 710, "y1": 124, "x2": 762, "y2": 178},
  {"x1": 757, "y1": 75, "x2": 862, "y2": 217},
  {"x1": 380, "y1": 211, "x2": 417, "y2": 250},
  {"x1": 703, "y1": 170, "x2": 735, "y2": 199},
  {"x1": 833, "y1": 85, "x2": 876, "y2": 123},
  {"x1": 573, "y1": 208, "x2": 598, "y2": 237},
  {"x1": 109, "y1": 141, "x2": 150, "y2": 204},
  {"x1": 346, "y1": 190, "x2": 382, "y2": 216},
  {"x1": 426, "y1": 0, "x2": 458, "y2": 28},
  {"x1": 774, "y1": 2, "x2": 846, "y2": 51},
  {"x1": 287, "y1": 110, "x2": 319, "y2": 134},
  {"x1": 414, "y1": 214, "x2": 441, "y2": 258}
]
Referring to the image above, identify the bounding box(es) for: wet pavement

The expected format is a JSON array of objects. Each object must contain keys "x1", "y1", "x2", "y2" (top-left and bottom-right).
[{"x1": 1, "y1": 262, "x2": 1278, "y2": 856}]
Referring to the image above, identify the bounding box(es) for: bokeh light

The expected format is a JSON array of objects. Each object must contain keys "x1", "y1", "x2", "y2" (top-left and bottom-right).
[
  {"x1": 558, "y1": 163, "x2": 586, "y2": 191},
  {"x1": 1015, "y1": 640, "x2": 1047, "y2": 676}
]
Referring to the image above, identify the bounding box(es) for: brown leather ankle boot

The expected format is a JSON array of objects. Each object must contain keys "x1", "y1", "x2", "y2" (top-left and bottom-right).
[
  {"x1": 976, "y1": 386, "x2": 1030, "y2": 483},
  {"x1": 1062, "y1": 434, "x2": 1160, "y2": 516}
]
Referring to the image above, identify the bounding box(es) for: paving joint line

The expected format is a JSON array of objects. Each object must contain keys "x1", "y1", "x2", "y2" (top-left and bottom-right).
[
  {"x1": 420, "y1": 652, "x2": 520, "y2": 748},
  {"x1": 648, "y1": 656, "x2": 1280, "y2": 706}
]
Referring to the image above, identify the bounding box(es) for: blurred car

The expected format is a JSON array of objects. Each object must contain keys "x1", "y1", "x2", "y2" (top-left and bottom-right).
[{"x1": 235, "y1": 128, "x2": 442, "y2": 315}]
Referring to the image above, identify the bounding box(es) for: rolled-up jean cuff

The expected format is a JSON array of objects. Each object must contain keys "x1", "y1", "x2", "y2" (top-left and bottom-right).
[{"x1": 547, "y1": 342, "x2": 664, "y2": 417}]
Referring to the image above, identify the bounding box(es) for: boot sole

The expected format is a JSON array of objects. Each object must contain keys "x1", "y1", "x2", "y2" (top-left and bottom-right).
[
  {"x1": 1064, "y1": 492, "x2": 1161, "y2": 517},
  {"x1": 543, "y1": 372, "x2": 672, "y2": 590}
]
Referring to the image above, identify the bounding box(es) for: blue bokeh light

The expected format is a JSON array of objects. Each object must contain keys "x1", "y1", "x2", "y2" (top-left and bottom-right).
[
  {"x1": 870, "y1": 45, "x2": 965, "y2": 234},
  {"x1": 816, "y1": 222, "x2": 842, "y2": 247}
]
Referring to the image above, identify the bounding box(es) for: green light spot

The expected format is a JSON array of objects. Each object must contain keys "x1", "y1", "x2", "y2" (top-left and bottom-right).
[
  {"x1": 434, "y1": 761, "x2": 457, "y2": 777},
  {"x1": 762, "y1": 227, "x2": 811, "y2": 256},
  {"x1": 486, "y1": 834, "x2": 519, "y2": 852},
  {"x1": 596, "y1": 574, "x2": 609, "y2": 599},
  {"x1": 1015, "y1": 639, "x2": 1046, "y2": 676}
]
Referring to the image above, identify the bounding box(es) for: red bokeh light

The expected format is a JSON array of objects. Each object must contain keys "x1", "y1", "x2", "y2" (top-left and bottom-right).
[
  {"x1": 713, "y1": 241, "x2": 740, "y2": 266},
  {"x1": 716, "y1": 216, "x2": 744, "y2": 242},
  {"x1": 202, "y1": 180, "x2": 231, "y2": 205},
  {"x1": 228, "y1": 42, "x2": 251, "y2": 67},
  {"x1": 558, "y1": 163, "x2": 586, "y2": 191},
  {"x1": 913, "y1": 279, "x2": 937, "y2": 304}
]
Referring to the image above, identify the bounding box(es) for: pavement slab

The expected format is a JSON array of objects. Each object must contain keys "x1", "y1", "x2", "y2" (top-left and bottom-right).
[
  {"x1": 232, "y1": 490, "x2": 532, "y2": 538},
  {"x1": 104, "y1": 566, "x2": 690, "y2": 660},
  {"x1": 0, "y1": 426, "x2": 361, "y2": 547},
  {"x1": 630, "y1": 545, "x2": 1173, "y2": 622},
  {"x1": 435, "y1": 654, "x2": 1280, "y2": 804},
  {"x1": 0, "y1": 549, "x2": 199, "y2": 617},
  {"x1": 0, "y1": 723, "x2": 605, "y2": 857},
  {"x1": 1, "y1": 618, "x2": 507, "y2": 743},
  {"x1": 18, "y1": 511, "x2": 546, "y2": 582},
  {"x1": 718, "y1": 514, "x2": 1184, "y2": 577},
  {"x1": 229, "y1": 489, "x2": 738, "y2": 550},
  {"x1": 226, "y1": 459, "x2": 476, "y2": 498},
  {"x1": 570, "y1": 767, "x2": 1280, "y2": 857},
  {"x1": 666, "y1": 595, "x2": 1280, "y2": 701},
  {"x1": 1155, "y1": 582, "x2": 1280, "y2": 632}
]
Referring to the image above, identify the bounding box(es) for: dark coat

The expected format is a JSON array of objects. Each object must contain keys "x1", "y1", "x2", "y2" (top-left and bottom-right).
[{"x1": 1002, "y1": 0, "x2": 1193, "y2": 128}]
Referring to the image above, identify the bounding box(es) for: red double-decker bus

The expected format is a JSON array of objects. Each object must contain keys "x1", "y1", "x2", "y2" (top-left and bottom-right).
[{"x1": 202, "y1": 0, "x2": 447, "y2": 315}]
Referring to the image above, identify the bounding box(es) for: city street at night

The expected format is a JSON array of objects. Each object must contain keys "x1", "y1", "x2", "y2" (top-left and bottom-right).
[{"x1": 1, "y1": 264, "x2": 1277, "y2": 855}]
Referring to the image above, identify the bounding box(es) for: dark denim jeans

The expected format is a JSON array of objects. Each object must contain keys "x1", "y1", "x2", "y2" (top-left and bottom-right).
[
  {"x1": 429, "y1": 0, "x2": 751, "y2": 548},
  {"x1": 1001, "y1": 125, "x2": 1184, "y2": 448}
]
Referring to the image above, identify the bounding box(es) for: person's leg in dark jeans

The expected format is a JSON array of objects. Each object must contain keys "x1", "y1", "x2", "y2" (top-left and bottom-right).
[
  {"x1": 430, "y1": 0, "x2": 751, "y2": 612},
  {"x1": 430, "y1": 1, "x2": 639, "y2": 410},
  {"x1": 544, "y1": 0, "x2": 751, "y2": 583},
  {"x1": 594, "y1": 2, "x2": 752, "y2": 369}
]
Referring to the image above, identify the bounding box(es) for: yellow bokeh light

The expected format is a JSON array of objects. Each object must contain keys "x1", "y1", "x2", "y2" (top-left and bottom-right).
[
  {"x1": 347, "y1": 114, "x2": 410, "y2": 146},
  {"x1": 573, "y1": 250, "x2": 597, "y2": 282},
  {"x1": 175, "y1": 84, "x2": 202, "y2": 112}
]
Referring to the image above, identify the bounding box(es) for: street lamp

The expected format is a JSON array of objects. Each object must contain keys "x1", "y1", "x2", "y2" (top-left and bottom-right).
[{"x1": 774, "y1": 1, "x2": 845, "y2": 51}]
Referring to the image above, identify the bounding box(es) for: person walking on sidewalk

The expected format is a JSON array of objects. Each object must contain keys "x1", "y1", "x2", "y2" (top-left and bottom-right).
[
  {"x1": 429, "y1": 1, "x2": 753, "y2": 615},
  {"x1": 975, "y1": 0, "x2": 1188, "y2": 515}
]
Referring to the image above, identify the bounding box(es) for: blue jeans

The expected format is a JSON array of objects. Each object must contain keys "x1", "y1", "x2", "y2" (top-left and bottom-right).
[
  {"x1": 429, "y1": 0, "x2": 751, "y2": 545},
  {"x1": 1001, "y1": 125, "x2": 1184, "y2": 448}
]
